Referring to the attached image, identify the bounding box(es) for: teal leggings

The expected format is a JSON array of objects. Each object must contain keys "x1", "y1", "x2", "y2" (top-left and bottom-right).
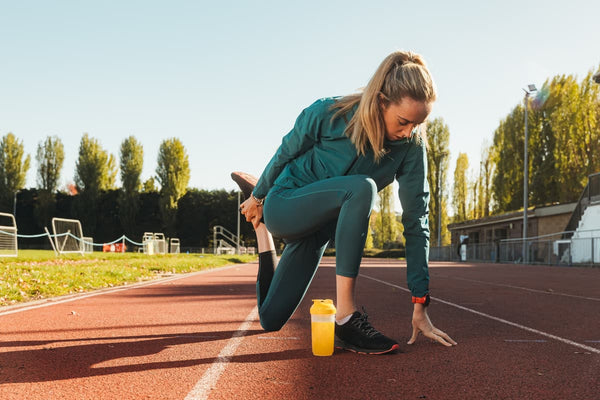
[{"x1": 258, "y1": 175, "x2": 377, "y2": 331}]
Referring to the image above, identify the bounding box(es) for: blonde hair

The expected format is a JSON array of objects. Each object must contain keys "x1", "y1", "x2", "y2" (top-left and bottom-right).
[{"x1": 331, "y1": 51, "x2": 437, "y2": 161}]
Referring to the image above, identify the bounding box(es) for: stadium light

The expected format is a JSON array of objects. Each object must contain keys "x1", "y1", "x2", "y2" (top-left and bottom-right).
[
  {"x1": 522, "y1": 84, "x2": 537, "y2": 263},
  {"x1": 437, "y1": 168, "x2": 442, "y2": 248},
  {"x1": 236, "y1": 191, "x2": 241, "y2": 254}
]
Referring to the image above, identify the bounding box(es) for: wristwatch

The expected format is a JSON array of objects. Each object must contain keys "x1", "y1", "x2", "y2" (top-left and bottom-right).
[
  {"x1": 412, "y1": 294, "x2": 430, "y2": 307},
  {"x1": 251, "y1": 193, "x2": 265, "y2": 206}
]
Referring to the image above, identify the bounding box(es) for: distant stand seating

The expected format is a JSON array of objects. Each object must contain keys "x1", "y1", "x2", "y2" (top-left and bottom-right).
[{"x1": 570, "y1": 204, "x2": 600, "y2": 263}]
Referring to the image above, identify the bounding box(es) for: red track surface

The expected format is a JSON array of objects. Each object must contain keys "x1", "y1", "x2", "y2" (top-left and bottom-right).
[{"x1": 1, "y1": 258, "x2": 599, "y2": 399}]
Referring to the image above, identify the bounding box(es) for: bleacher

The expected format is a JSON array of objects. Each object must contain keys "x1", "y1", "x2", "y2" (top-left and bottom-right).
[{"x1": 570, "y1": 203, "x2": 600, "y2": 263}]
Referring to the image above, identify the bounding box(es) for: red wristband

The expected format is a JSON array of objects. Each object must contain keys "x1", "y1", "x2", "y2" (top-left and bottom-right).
[{"x1": 412, "y1": 294, "x2": 430, "y2": 307}]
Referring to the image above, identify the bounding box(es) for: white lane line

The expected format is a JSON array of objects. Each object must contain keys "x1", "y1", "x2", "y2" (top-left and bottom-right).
[
  {"x1": 504, "y1": 339, "x2": 548, "y2": 343},
  {"x1": 0, "y1": 263, "x2": 252, "y2": 317},
  {"x1": 360, "y1": 273, "x2": 600, "y2": 355},
  {"x1": 185, "y1": 307, "x2": 258, "y2": 400},
  {"x1": 436, "y1": 275, "x2": 600, "y2": 302}
]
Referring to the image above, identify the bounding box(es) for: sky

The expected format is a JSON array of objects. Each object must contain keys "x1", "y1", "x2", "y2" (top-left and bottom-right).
[{"x1": 1, "y1": 0, "x2": 599, "y2": 212}]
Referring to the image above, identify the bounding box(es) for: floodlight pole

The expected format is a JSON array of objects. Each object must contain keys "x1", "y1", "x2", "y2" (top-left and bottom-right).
[
  {"x1": 523, "y1": 85, "x2": 537, "y2": 263},
  {"x1": 437, "y1": 168, "x2": 442, "y2": 248},
  {"x1": 236, "y1": 191, "x2": 241, "y2": 254}
]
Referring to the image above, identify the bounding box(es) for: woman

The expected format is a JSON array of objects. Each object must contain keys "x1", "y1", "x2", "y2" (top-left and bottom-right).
[{"x1": 233, "y1": 50, "x2": 456, "y2": 354}]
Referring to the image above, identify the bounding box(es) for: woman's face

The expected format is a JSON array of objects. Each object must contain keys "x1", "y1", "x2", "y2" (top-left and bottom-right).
[{"x1": 381, "y1": 97, "x2": 432, "y2": 141}]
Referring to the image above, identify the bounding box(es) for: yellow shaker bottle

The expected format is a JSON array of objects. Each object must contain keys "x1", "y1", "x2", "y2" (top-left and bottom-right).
[{"x1": 309, "y1": 299, "x2": 336, "y2": 356}]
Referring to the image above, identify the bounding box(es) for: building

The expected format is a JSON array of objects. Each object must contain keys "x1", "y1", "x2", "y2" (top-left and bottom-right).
[
  {"x1": 442, "y1": 173, "x2": 600, "y2": 265},
  {"x1": 448, "y1": 202, "x2": 576, "y2": 246}
]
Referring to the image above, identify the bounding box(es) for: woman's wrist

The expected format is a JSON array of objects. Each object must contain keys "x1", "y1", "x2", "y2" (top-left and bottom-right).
[
  {"x1": 413, "y1": 303, "x2": 426, "y2": 314},
  {"x1": 251, "y1": 193, "x2": 265, "y2": 206}
]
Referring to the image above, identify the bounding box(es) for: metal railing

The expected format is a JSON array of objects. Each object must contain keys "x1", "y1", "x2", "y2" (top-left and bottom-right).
[
  {"x1": 429, "y1": 246, "x2": 459, "y2": 261},
  {"x1": 430, "y1": 231, "x2": 599, "y2": 266},
  {"x1": 212, "y1": 225, "x2": 253, "y2": 255}
]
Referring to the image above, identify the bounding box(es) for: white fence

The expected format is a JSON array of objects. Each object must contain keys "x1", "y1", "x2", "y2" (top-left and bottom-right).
[
  {"x1": 0, "y1": 212, "x2": 18, "y2": 257},
  {"x1": 0, "y1": 219, "x2": 255, "y2": 257}
]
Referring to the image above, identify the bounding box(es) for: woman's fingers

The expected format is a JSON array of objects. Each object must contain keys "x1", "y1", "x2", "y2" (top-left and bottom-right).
[
  {"x1": 409, "y1": 324, "x2": 457, "y2": 347},
  {"x1": 407, "y1": 326, "x2": 419, "y2": 345},
  {"x1": 240, "y1": 203, "x2": 263, "y2": 229},
  {"x1": 424, "y1": 330, "x2": 454, "y2": 347},
  {"x1": 433, "y1": 328, "x2": 458, "y2": 345}
]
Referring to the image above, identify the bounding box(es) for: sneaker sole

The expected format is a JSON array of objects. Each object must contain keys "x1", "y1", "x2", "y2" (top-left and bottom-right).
[
  {"x1": 334, "y1": 338, "x2": 401, "y2": 355},
  {"x1": 230, "y1": 171, "x2": 258, "y2": 200}
]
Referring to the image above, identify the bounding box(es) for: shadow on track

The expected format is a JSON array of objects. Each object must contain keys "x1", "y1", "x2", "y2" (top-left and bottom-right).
[{"x1": 0, "y1": 329, "x2": 312, "y2": 384}]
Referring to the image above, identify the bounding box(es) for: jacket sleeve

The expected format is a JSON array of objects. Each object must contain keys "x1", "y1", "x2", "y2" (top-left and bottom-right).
[
  {"x1": 252, "y1": 101, "x2": 323, "y2": 198},
  {"x1": 396, "y1": 141, "x2": 430, "y2": 298}
]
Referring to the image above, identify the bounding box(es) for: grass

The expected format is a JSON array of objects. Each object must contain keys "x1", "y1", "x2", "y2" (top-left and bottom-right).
[{"x1": 0, "y1": 250, "x2": 257, "y2": 307}]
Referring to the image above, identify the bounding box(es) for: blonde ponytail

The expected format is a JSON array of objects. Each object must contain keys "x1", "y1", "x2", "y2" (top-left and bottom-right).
[{"x1": 332, "y1": 51, "x2": 437, "y2": 161}]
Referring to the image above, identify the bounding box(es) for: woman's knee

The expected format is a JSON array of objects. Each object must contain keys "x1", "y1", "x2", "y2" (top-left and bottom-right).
[
  {"x1": 259, "y1": 315, "x2": 283, "y2": 332},
  {"x1": 349, "y1": 176, "x2": 377, "y2": 207}
]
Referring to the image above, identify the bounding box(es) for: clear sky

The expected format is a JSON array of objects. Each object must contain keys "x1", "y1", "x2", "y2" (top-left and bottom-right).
[{"x1": 1, "y1": 1, "x2": 599, "y2": 211}]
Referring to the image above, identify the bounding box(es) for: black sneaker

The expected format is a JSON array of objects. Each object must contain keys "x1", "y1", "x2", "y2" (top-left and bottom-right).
[
  {"x1": 231, "y1": 171, "x2": 258, "y2": 201},
  {"x1": 335, "y1": 310, "x2": 400, "y2": 355}
]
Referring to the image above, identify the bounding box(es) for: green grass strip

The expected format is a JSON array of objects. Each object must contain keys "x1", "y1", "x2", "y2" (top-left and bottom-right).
[{"x1": 0, "y1": 250, "x2": 256, "y2": 306}]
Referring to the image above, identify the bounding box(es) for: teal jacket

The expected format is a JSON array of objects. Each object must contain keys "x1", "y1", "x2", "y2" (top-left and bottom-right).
[{"x1": 254, "y1": 97, "x2": 430, "y2": 297}]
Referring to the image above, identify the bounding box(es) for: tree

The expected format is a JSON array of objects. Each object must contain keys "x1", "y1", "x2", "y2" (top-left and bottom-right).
[
  {"x1": 142, "y1": 177, "x2": 158, "y2": 193},
  {"x1": 176, "y1": 189, "x2": 247, "y2": 248},
  {"x1": 156, "y1": 138, "x2": 190, "y2": 235},
  {"x1": 74, "y1": 133, "x2": 114, "y2": 193},
  {"x1": 36, "y1": 136, "x2": 64, "y2": 192},
  {"x1": 120, "y1": 136, "x2": 144, "y2": 193},
  {"x1": 491, "y1": 107, "x2": 525, "y2": 213},
  {"x1": 106, "y1": 154, "x2": 118, "y2": 190},
  {"x1": 529, "y1": 82, "x2": 559, "y2": 206},
  {"x1": 549, "y1": 72, "x2": 600, "y2": 202},
  {"x1": 469, "y1": 168, "x2": 479, "y2": 219},
  {"x1": 364, "y1": 223, "x2": 374, "y2": 249},
  {"x1": 452, "y1": 153, "x2": 469, "y2": 222},
  {"x1": 34, "y1": 136, "x2": 64, "y2": 228},
  {"x1": 371, "y1": 185, "x2": 400, "y2": 249},
  {"x1": 426, "y1": 118, "x2": 451, "y2": 246},
  {"x1": 118, "y1": 136, "x2": 144, "y2": 237},
  {"x1": 73, "y1": 133, "x2": 115, "y2": 234},
  {"x1": 491, "y1": 70, "x2": 600, "y2": 211},
  {"x1": 479, "y1": 143, "x2": 494, "y2": 217},
  {"x1": 0, "y1": 133, "x2": 31, "y2": 212}
]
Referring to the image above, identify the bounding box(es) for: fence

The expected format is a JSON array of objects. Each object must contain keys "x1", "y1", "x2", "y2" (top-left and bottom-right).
[
  {"x1": 429, "y1": 243, "x2": 499, "y2": 263},
  {"x1": 430, "y1": 231, "x2": 600, "y2": 266},
  {"x1": 0, "y1": 229, "x2": 193, "y2": 256}
]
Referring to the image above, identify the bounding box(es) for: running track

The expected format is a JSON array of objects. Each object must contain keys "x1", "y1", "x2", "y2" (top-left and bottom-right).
[{"x1": 1, "y1": 258, "x2": 598, "y2": 399}]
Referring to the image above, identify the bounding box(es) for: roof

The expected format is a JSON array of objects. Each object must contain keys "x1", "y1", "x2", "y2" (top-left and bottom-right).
[{"x1": 448, "y1": 202, "x2": 577, "y2": 231}]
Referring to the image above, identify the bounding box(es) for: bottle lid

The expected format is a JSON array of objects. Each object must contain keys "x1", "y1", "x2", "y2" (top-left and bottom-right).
[{"x1": 310, "y1": 299, "x2": 336, "y2": 315}]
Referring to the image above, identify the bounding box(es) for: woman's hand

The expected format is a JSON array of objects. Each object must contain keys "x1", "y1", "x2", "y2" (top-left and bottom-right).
[
  {"x1": 239, "y1": 196, "x2": 263, "y2": 229},
  {"x1": 408, "y1": 303, "x2": 457, "y2": 347}
]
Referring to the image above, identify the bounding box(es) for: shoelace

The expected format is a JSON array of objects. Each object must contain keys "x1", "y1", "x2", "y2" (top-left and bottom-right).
[{"x1": 351, "y1": 310, "x2": 382, "y2": 338}]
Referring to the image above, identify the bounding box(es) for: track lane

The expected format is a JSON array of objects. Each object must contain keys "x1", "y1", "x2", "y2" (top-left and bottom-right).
[
  {"x1": 209, "y1": 259, "x2": 599, "y2": 400},
  {"x1": 1, "y1": 259, "x2": 598, "y2": 399}
]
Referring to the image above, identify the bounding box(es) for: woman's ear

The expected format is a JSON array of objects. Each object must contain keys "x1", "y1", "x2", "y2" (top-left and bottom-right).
[{"x1": 378, "y1": 93, "x2": 388, "y2": 110}]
